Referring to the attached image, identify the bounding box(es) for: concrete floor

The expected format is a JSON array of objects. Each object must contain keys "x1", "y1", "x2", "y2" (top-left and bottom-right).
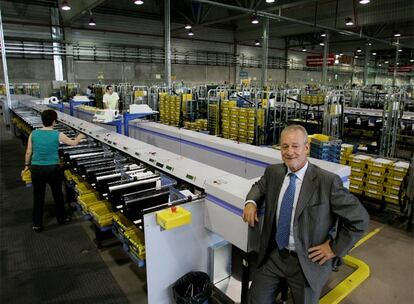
[{"x1": 1, "y1": 116, "x2": 413, "y2": 304}]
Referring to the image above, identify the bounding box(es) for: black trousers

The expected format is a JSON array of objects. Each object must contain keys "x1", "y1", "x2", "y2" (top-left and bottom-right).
[{"x1": 31, "y1": 165, "x2": 66, "y2": 227}]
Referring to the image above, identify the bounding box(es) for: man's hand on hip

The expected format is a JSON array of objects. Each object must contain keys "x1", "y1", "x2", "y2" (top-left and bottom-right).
[
  {"x1": 308, "y1": 239, "x2": 336, "y2": 265},
  {"x1": 243, "y1": 203, "x2": 258, "y2": 227}
]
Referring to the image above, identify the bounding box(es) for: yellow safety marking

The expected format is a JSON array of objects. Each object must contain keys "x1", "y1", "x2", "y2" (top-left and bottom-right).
[
  {"x1": 319, "y1": 227, "x2": 383, "y2": 303},
  {"x1": 320, "y1": 255, "x2": 370, "y2": 304},
  {"x1": 350, "y1": 227, "x2": 383, "y2": 252}
]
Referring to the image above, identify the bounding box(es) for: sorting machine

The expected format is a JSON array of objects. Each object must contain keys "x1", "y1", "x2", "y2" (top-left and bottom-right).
[{"x1": 11, "y1": 97, "x2": 353, "y2": 304}]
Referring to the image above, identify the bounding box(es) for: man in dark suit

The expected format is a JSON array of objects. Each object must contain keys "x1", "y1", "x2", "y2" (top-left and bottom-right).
[{"x1": 243, "y1": 125, "x2": 369, "y2": 303}]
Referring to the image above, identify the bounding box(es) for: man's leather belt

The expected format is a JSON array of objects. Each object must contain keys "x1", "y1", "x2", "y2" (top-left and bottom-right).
[{"x1": 278, "y1": 248, "x2": 298, "y2": 258}]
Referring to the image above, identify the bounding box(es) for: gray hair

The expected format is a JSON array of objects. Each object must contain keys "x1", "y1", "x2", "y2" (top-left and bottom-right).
[{"x1": 280, "y1": 125, "x2": 308, "y2": 144}]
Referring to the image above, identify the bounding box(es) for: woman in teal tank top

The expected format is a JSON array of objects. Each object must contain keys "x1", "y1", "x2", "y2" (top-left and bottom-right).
[{"x1": 22, "y1": 109, "x2": 85, "y2": 232}]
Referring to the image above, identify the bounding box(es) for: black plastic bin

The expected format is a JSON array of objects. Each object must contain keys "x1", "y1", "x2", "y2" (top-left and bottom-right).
[{"x1": 173, "y1": 271, "x2": 212, "y2": 304}]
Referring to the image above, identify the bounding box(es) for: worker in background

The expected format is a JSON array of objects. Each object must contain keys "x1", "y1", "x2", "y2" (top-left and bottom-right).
[
  {"x1": 102, "y1": 85, "x2": 119, "y2": 110},
  {"x1": 22, "y1": 109, "x2": 86, "y2": 232},
  {"x1": 243, "y1": 124, "x2": 369, "y2": 304}
]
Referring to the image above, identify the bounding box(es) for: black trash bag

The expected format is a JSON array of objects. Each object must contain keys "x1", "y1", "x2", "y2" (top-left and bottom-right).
[{"x1": 172, "y1": 271, "x2": 212, "y2": 304}]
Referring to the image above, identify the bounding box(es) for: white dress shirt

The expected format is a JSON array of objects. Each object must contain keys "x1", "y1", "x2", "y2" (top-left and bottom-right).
[{"x1": 276, "y1": 161, "x2": 309, "y2": 251}]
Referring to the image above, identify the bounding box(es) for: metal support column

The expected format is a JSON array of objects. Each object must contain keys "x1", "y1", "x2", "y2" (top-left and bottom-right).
[
  {"x1": 0, "y1": 9, "x2": 12, "y2": 125},
  {"x1": 164, "y1": 0, "x2": 172, "y2": 90},
  {"x1": 284, "y1": 37, "x2": 288, "y2": 84},
  {"x1": 363, "y1": 42, "x2": 370, "y2": 86},
  {"x1": 64, "y1": 27, "x2": 75, "y2": 82},
  {"x1": 393, "y1": 41, "x2": 399, "y2": 87},
  {"x1": 261, "y1": 18, "x2": 269, "y2": 88},
  {"x1": 51, "y1": 7, "x2": 64, "y2": 81},
  {"x1": 322, "y1": 32, "x2": 329, "y2": 85},
  {"x1": 233, "y1": 30, "x2": 238, "y2": 84}
]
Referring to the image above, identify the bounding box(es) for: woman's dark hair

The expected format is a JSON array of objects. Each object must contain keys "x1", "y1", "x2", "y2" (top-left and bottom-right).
[
  {"x1": 41, "y1": 109, "x2": 58, "y2": 127},
  {"x1": 106, "y1": 85, "x2": 113, "y2": 90}
]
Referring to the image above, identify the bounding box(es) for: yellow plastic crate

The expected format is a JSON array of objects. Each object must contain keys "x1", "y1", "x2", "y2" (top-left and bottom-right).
[
  {"x1": 75, "y1": 181, "x2": 94, "y2": 195},
  {"x1": 113, "y1": 212, "x2": 134, "y2": 233},
  {"x1": 390, "y1": 161, "x2": 409, "y2": 173},
  {"x1": 90, "y1": 205, "x2": 115, "y2": 227},
  {"x1": 350, "y1": 177, "x2": 364, "y2": 185},
  {"x1": 365, "y1": 190, "x2": 383, "y2": 200},
  {"x1": 384, "y1": 194, "x2": 399, "y2": 205},
  {"x1": 349, "y1": 185, "x2": 363, "y2": 195},
  {"x1": 365, "y1": 174, "x2": 384, "y2": 182},
  {"x1": 349, "y1": 161, "x2": 366, "y2": 169},
  {"x1": 385, "y1": 186, "x2": 400, "y2": 196},
  {"x1": 350, "y1": 170, "x2": 365, "y2": 179},
  {"x1": 367, "y1": 171, "x2": 383, "y2": 178},
  {"x1": 385, "y1": 176, "x2": 403, "y2": 186},
  {"x1": 365, "y1": 182, "x2": 383, "y2": 192},
  {"x1": 308, "y1": 134, "x2": 330, "y2": 142}
]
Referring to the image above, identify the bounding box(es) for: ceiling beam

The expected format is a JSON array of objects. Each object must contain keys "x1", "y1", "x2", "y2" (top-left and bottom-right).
[{"x1": 193, "y1": 0, "x2": 414, "y2": 49}]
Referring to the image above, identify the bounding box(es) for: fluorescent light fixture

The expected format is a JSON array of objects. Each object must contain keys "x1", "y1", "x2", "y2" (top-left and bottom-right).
[
  {"x1": 410, "y1": 59, "x2": 414, "y2": 62},
  {"x1": 393, "y1": 31, "x2": 401, "y2": 37},
  {"x1": 302, "y1": 46, "x2": 307, "y2": 52},
  {"x1": 320, "y1": 42, "x2": 325, "y2": 46},
  {"x1": 372, "y1": 52, "x2": 376, "y2": 56},
  {"x1": 188, "y1": 29, "x2": 194, "y2": 36},
  {"x1": 367, "y1": 42, "x2": 372, "y2": 46},
  {"x1": 88, "y1": 18, "x2": 96, "y2": 26},
  {"x1": 184, "y1": 24, "x2": 192, "y2": 30},
  {"x1": 345, "y1": 18, "x2": 354, "y2": 26},
  {"x1": 359, "y1": 0, "x2": 370, "y2": 4},
  {"x1": 356, "y1": 48, "x2": 362, "y2": 53},
  {"x1": 61, "y1": 0, "x2": 71, "y2": 10},
  {"x1": 251, "y1": 14, "x2": 259, "y2": 24},
  {"x1": 321, "y1": 33, "x2": 326, "y2": 37},
  {"x1": 354, "y1": 55, "x2": 359, "y2": 58},
  {"x1": 255, "y1": 39, "x2": 260, "y2": 46},
  {"x1": 398, "y1": 49, "x2": 402, "y2": 52},
  {"x1": 339, "y1": 52, "x2": 344, "y2": 56},
  {"x1": 384, "y1": 60, "x2": 389, "y2": 63},
  {"x1": 266, "y1": 0, "x2": 275, "y2": 3},
  {"x1": 134, "y1": 0, "x2": 144, "y2": 5},
  {"x1": 378, "y1": 63, "x2": 382, "y2": 66}
]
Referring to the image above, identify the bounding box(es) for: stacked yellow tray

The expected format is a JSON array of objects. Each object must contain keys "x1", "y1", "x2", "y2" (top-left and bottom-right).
[
  {"x1": 90, "y1": 203, "x2": 115, "y2": 227},
  {"x1": 364, "y1": 158, "x2": 394, "y2": 199},
  {"x1": 348, "y1": 154, "x2": 372, "y2": 195},
  {"x1": 384, "y1": 161, "x2": 409, "y2": 205},
  {"x1": 113, "y1": 212, "x2": 135, "y2": 234},
  {"x1": 208, "y1": 103, "x2": 220, "y2": 135},
  {"x1": 124, "y1": 227, "x2": 146, "y2": 260},
  {"x1": 195, "y1": 119, "x2": 207, "y2": 131},
  {"x1": 340, "y1": 144, "x2": 354, "y2": 165}
]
